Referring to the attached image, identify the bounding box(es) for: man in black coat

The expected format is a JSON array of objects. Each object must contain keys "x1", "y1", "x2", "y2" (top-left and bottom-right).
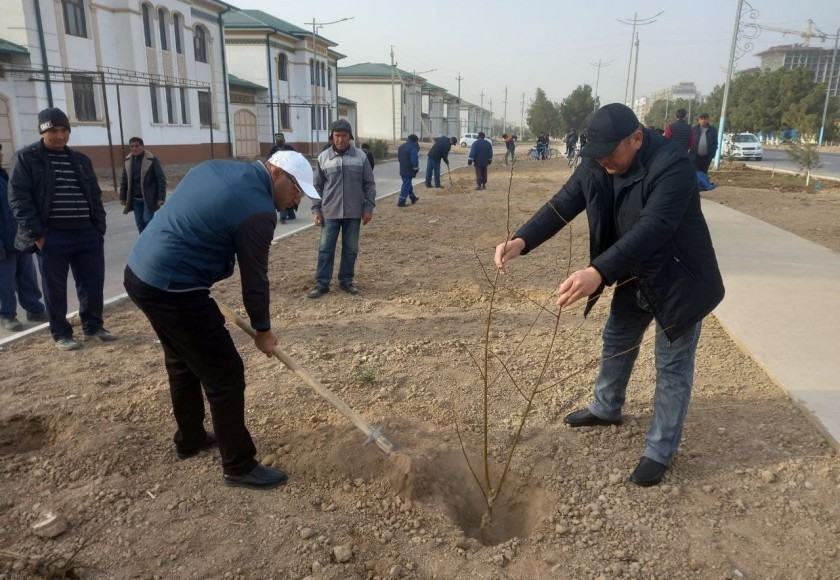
[
  {"x1": 664, "y1": 108, "x2": 694, "y2": 153},
  {"x1": 424, "y1": 136, "x2": 457, "y2": 188},
  {"x1": 494, "y1": 103, "x2": 724, "y2": 487},
  {"x1": 691, "y1": 113, "x2": 718, "y2": 175},
  {"x1": 119, "y1": 137, "x2": 167, "y2": 234}
]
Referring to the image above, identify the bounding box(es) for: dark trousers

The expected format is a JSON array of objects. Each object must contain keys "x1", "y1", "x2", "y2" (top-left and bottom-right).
[
  {"x1": 474, "y1": 165, "x2": 488, "y2": 186},
  {"x1": 124, "y1": 266, "x2": 258, "y2": 476},
  {"x1": 37, "y1": 227, "x2": 105, "y2": 340},
  {"x1": 695, "y1": 154, "x2": 712, "y2": 174}
]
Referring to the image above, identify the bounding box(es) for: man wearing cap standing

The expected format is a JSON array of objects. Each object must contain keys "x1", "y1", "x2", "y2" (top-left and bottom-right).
[
  {"x1": 494, "y1": 103, "x2": 724, "y2": 487},
  {"x1": 691, "y1": 113, "x2": 718, "y2": 176},
  {"x1": 9, "y1": 107, "x2": 115, "y2": 351},
  {"x1": 309, "y1": 119, "x2": 376, "y2": 298},
  {"x1": 124, "y1": 151, "x2": 320, "y2": 489}
]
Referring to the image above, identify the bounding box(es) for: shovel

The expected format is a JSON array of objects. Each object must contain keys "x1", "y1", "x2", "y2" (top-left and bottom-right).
[
  {"x1": 214, "y1": 297, "x2": 411, "y2": 474},
  {"x1": 444, "y1": 162, "x2": 454, "y2": 189}
]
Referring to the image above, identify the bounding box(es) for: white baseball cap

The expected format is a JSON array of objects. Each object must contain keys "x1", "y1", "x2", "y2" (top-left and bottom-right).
[{"x1": 267, "y1": 151, "x2": 320, "y2": 200}]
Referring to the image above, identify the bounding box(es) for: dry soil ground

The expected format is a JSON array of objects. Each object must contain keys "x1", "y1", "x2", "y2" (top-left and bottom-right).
[{"x1": 1, "y1": 154, "x2": 839, "y2": 580}]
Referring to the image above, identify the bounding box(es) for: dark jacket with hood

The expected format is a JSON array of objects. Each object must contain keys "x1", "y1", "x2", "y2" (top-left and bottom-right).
[
  {"x1": 513, "y1": 129, "x2": 724, "y2": 340},
  {"x1": 9, "y1": 140, "x2": 106, "y2": 252},
  {"x1": 398, "y1": 138, "x2": 419, "y2": 178},
  {"x1": 120, "y1": 149, "x2": 167, "y2": 213},
  {"x1": 428, "y1": 136, "x2": 453, "y2": 164}
]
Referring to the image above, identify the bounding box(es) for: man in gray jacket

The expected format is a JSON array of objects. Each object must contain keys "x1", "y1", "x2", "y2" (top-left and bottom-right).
[{"x1": 309, "y1": 120, "x2": 376, "y2": 298}]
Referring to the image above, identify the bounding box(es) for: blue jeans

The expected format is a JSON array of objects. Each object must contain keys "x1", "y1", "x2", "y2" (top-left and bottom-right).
[
  {"x1": 399, "y1": 176, "x2": 417, "y2": 204},
  {"x1": 425, "y1": 158, "x2": 442, "y2": 187},
  {"x1": 36, "y1": 227, "x2": 105, "y2": 340},
  {"x1": 315, "y1": 218, "x2": 361, "y2": 287},
  {"x1": 0, "y1": 249, "x2": 45, "y2": 318},
  {"x1": 588, "y1": 285, "x2": 703, "y2": 465},
  {"x1": 131, "y1": 198, "x2": 155, "y2": 233}
]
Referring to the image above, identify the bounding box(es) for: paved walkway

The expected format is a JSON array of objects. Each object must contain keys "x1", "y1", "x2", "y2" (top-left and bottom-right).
[
  {"x1": 3, "y1": 176, "x2": 839, "y2": 450},
  {"x1": 703, "y1": 201, "x2": 840, "y2": 449}
]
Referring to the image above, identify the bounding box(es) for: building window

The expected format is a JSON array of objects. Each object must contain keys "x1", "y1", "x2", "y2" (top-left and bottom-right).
[
  {"x1": 279, "y1": 103, "x2": 290, "y2": 129},
  {"x1": 194, "y1": 27, "x2": 208, "y2": 63},
  {"x1": 150, "y1": 84, "x2": 160, "y2": 123},
  {"x1": 320, "y1": 63, "x2": 326, "y2": 87},
  {"x1": 158, "y1": 9, "x2": 169, "y2": 51},
  {"x1": 173, "y1": 14, "x2": 183, "y2": 54},
  {"x1": 165, "y1": 87, "x2": 175, "y2": 124},
  {"x1": 310, "y1": 59, "x2": 315, "y2": 85},
  {"x1": 327, "y1": 67, "x2": 332, "y2": 91},
  {"x1": 278, "y1": 53, "x2": 288, "y2": 81},
  {"x1": 179, "y1": 88, "x2": 188, "y2": 123},
  {"x1": 62, "y1": 0, "x2": 87, "y2": 38},
  {"x1": 321, "y1": 107, "x2": 327, "y2": 130},
  {"x1": 198, "y1": 91, "x2": 212, "y2": 125},
  {"x1": 142, "y1": 3, "x2": 153, "y2": 48},
  {"x1": 71, "y1": 74, "x2": 96, "y2": 121}
]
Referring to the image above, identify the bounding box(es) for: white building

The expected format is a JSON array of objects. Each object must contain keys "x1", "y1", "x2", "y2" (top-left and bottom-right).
[
  {"x1": 0, "y1": 0, "x2": 233, "y2": 174},
  {"x1": 223, "y1": 8, "x2": 345, "y2": 156}
]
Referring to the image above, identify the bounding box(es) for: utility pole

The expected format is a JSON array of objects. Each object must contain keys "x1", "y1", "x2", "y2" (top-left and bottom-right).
[
  {"x1": 617, "y1": 11, "x2": 662, "y2": 105},
  {"x1": 630, "y1": 33, "x2": 640, "y2": 108},
  {"x1": 713, "y1": 0, "x2": 744, "y2": 170},
  {"x1": 307, "y1": 16, "x2": 353, "y2": 155},
  {"x1": 818, "y1": 28, "x2": 839, "y2": 146},
  {"x1": 589, "y1": 59, "x2": 612, "y2": 111},
  {"x1": 479, "y1": 90, "x2": 485, "y2": 132},
  {"x1": 520, "y1": 92, "x2": 525, "y2": 139},
  {"x1": 391, "y1": 46, "x2": 397, "y2": 142},
  {"x1": 502, "y1": 85, "x2": 508, "y2": 136},
  {"x1": 455, "y1": 73, "x2": 463, "y2": 138},
  {"x1": 489, "y1": 98, "x2": 493, "y2": 137}
]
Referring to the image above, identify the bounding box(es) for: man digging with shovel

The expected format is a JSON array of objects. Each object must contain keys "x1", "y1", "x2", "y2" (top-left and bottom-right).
[{"x1": 124, "y1": 151, "x2": 320, "y2": 489}]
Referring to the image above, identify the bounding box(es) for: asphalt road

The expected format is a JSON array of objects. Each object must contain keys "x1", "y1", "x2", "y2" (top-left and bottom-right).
[
  {"x1": 744, "y1": 148, "x2": 840, "y2": 181},
  {"x1": 1, "y1": 153, "x2": 471, "y2": 344}
]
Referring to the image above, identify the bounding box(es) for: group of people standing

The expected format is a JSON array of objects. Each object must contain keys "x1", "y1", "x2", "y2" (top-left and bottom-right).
[
  {"x1": 3, "y1": 103, "x2": 725, "y2": 491},
  {"x1": 663, "y1": 108, "x2": 720, "y2": 177}
]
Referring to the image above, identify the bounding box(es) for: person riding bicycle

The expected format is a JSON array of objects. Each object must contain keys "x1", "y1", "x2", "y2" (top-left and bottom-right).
[
  {"x1": 536, "y1": 132, "x2": 549, "y2": 160},
  {"x1": 564, "y1": 128, "x2": 578, "y2": 158}
]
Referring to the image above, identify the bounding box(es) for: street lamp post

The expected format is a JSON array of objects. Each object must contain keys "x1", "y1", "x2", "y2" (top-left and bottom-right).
[
  {"x1": 818, "y1": 28, "x2": 839, "y2": 147},
  {"x1": 307, "y1": 17, "x2": 353, "y2": 155},
  {"x1": 617, "y1": 12, "x2": 662, "y2": 105}
]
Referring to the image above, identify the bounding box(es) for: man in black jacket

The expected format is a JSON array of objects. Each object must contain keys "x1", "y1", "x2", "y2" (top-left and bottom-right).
[
  {"x1": 9, "y1": 108, "x2": 116, "y2": 351},
  {"x1": 691, "y1": 113, "x2": 718, "y2": 175},
  {"x1": 119, "y1": 137, "x2": 166, "y2": 233},
  {"x1": 424, "y1": 136, "x2": 457, "y2": 188},
  {"x1": 494, "y1": 103, "x2": 724, "y2": 487},
  {"x1": 664, "y1": 108, "x2": 694, "y2": 153}
]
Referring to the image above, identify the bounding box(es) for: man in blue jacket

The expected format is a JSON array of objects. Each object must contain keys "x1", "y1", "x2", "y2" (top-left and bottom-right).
[
  {"x1": 0, "y1": 143, "x2": 47, "y2": 332},
  {"x1": 124, "y1": 151, "x2": 320, "y2": 490},
  {"x1": 397, "y1": 134, "x2": 420, "y2": 206},
  {"x1": 494, "y1": 104, "x2": 724, "y2": 487},
  {"x1": 468, "y1": 132, "x2": 493, "y2": 190},
  {"x1": 424, "y1": 136, "x2": 457, "y2": 188}
]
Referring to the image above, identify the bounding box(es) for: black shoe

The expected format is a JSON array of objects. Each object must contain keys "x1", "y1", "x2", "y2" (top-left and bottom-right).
[
  {"x1": 474, "y1": 185, "x2": 482, "y2": 190},
  {"x1": 563, "y1": 409, "x2": 622, "y2": 427},
  {"x1": 280, "y1": 218, "x2": 286, "y2": 224},
  {"x1": 397, "y1": 202, "x2": 407, "y2": 207},
  {"x1": 410, "y1": 196, "x2": 419, "y2": 204},
  {"x1": 629, "y1": 457, "x2": 668, "y2": 487},
  {"x1": 339, "y1": 282, "x2": 360, "y2": 295},
  {"x1": 176, "y1": 432, "x2": 218, "y2": 460},
  {"x1": 434, "y1": 185, "x2": 444, "y2": 188},
  {"x1": 26, "y1": 310, "x2": 48, "y2": 323},
  {"x1": 224, "y1": 464, "x2": 288, "y2": 489},
  {"x1": 424, "y1": 182, "x2": 432, "y2": 188},
  {"x1": 308, "y1": 285, "x2": 329, "y2": 299},
  {"x1": 1, "y1": 317, "x2": 23, "y2": 332}
]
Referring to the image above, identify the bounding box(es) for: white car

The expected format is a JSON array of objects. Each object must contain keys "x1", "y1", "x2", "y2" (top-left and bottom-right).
[
  {"x1": 459, "y1": 133, "x2": 493, "y2": 148},
  {"x1": 723, "y1": 133, "x2": 763, "y2": 161}
]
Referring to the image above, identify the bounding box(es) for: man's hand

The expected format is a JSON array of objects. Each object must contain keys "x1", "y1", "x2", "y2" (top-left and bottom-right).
[
  {"x1": 254, "y1": 330, "x2": 278, "y2": 357},
  {"x1": 487, "y1": 160, "x2": 492, "y2": 165},
  {"x1": 493, "y1": 238, "x2": 525, "y2": 274},
  {"x1": 157, "y1": 200, "x2": 165, "y2": 208},
  {"x1": 313, "y1": 214, "x2": 323, "y2": 227},
  {"x1": 467, "y1": 159, "x2": 473, "y2": 166},
  {"x1": 556, "y1": 267, "x2": 603, "y2": 309},
  {"x1": 362, "y1": 212, "x2": 372, "y2": 225}
]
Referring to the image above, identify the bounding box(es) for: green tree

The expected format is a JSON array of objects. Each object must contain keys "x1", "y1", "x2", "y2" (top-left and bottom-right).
[
  {"x1": 558, "y1": 84, "x2": 596, "y2": 133},
  {"x1": 644, "y1": 98, "x2": 694, "y2": 130},
  {"x1": 526, "y1": 88, "x2": 561, "y2": 138}
]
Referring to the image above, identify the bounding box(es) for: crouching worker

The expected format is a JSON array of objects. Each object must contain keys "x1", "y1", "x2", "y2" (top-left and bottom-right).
[{"x1": 124, "y1": 151, "x2": 320, "y2": 489}]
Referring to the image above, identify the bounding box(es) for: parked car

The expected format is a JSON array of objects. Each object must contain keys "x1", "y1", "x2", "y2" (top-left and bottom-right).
[
  {"x1": 723, "y1": 133, "x2": 763, "y2": 161},
  {"x1": 459, "y1": 133, "x2": 493, "y2": 148}
]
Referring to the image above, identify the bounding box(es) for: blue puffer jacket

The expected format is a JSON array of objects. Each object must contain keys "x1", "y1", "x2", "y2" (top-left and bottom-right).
[
  {"x1": 469, "y1": 137, "x2": 493, "y2": 167},
  {"x1": 9, "y1": 140, "x2": 106, "y2": 252},
  {"x1": 398, "y1": 139, "x2": 419, "y2": 177}
]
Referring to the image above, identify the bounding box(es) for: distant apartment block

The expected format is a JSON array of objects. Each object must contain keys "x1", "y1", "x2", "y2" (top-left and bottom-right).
[{"x1": 756, "y1": 44, "x2": 840, "y2": 97}]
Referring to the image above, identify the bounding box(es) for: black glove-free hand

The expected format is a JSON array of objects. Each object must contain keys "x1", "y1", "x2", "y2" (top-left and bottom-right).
[
  {"x1": 467, "y1": 159, "x2": 473, "y2": 166},
  {"x1": 487, "y1": 160, "x2": 492, "y2": 165}
]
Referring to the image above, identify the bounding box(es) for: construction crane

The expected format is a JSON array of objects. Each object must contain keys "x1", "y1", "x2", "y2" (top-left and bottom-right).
[{"x1": 755, "y1": 19, "x2": 829, "y2": 46}]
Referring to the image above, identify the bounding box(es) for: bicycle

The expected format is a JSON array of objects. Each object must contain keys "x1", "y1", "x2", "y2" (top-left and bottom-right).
[{"x1": 567, "y1": 145, "x2": 582, "y2": 169}]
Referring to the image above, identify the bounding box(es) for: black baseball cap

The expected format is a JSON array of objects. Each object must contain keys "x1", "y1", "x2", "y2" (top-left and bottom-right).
[{"x1": 580, "y1": 103, "x2": 641, "y2": 158}]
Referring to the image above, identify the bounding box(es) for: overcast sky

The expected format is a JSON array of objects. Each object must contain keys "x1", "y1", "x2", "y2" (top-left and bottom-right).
[{"x1": 232, "y1": 0, "x2": 839, "y2": 116}]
